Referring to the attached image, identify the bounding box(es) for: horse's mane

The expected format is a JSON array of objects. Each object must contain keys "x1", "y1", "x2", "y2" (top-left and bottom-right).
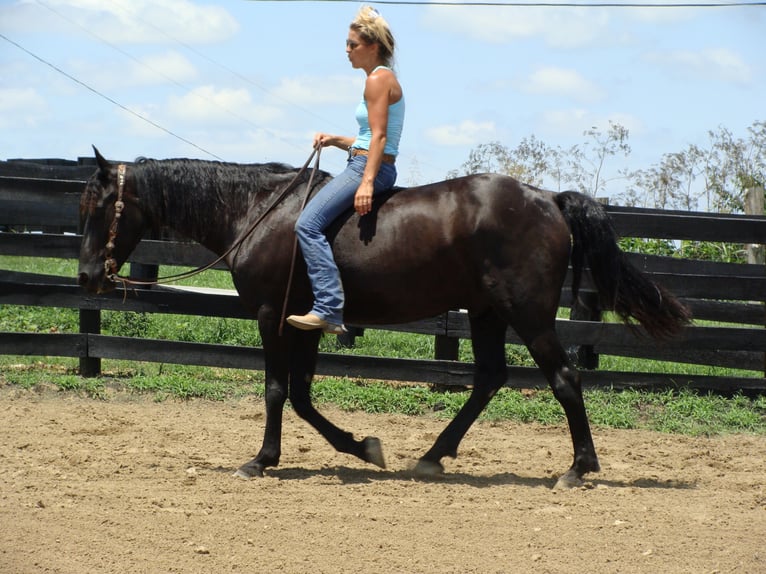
[{"x1": 130, "y1": 158, "x2": 325, "y2": 234}]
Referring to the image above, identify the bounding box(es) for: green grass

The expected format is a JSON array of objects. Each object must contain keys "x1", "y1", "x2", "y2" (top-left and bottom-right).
[
  {"x1": 1, "y1": 254, "x2": 765, "y2": 436},
  {"x1": 1, "y1": 357, "x2": 764, "y2": 436}
]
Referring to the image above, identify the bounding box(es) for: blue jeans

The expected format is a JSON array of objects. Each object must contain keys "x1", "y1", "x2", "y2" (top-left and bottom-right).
[{"x1": 295, "y1": 155, "x2": 396, "y2": 325}]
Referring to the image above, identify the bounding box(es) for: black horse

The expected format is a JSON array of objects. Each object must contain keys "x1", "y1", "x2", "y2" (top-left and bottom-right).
[{"x1": 78, "y1": 148, "x2": 690, "y2": 488}]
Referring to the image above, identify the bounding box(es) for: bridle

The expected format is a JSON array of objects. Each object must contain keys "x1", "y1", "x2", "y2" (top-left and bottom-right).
[
  {"x1": 101, "y1": 147, "x2": 322, "y2": 287},
  {"x1": 100, "y1": 148, "x2": 323, "y2": 332},
  {"x1": 103, "y1": 163, "x2": 127, "y2": 281}
]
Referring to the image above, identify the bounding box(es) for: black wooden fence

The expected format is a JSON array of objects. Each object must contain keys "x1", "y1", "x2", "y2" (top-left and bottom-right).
[{"x1": 1, "y1": 158, "x2": 765, "y2": 395}]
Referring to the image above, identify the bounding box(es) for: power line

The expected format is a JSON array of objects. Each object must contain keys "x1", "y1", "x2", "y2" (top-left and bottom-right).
[
  {"x1": 246, "y1": 0, "x2": 766, "y2": 7},
  {"x1": 0, "y1": 32, "x2": 225, "y2": 161},
  {"x1": 106, "y1": 0, "x2": 340, "y2": 131},
  {"x1": 32, "y1": 0, "x2": 304, "y2": 158}
]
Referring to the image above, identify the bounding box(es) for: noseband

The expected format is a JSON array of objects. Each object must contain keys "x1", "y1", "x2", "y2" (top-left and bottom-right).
[{"x1": 103, "y1": 163, "x2": 127, "y2": 282}]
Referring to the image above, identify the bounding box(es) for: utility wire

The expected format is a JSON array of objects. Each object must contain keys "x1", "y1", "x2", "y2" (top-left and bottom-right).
[
  {"x1": 0, "y1": 32, "x2": 225, "y2": 161},
  {"x1": 105, "y1": 0, "x2": 341, "y2": 131},
  {"x1": 0, "y1": 33, "x2": 224, "y2": 161},
  {"x1": 32, "y1": 0, "x2": 303, "y2": 158},
  {"x1": 246, "y1": 0, "x2": 766, "y2": 7}
]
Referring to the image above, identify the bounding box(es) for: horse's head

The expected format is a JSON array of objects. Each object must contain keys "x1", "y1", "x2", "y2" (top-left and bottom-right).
[{"x1": 78, "y1": 147, "x2": 147, "y2": 293}]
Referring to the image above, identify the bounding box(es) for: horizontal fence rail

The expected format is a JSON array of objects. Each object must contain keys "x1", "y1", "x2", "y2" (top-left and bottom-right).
[{"x1": 1, "y1": 158, "x2": 765, "y2": 395}]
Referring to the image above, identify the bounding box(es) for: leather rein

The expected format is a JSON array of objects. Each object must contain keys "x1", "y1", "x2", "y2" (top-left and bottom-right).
[{"x1": 103, "y1": 147, "x2": 322, "y2": 288}]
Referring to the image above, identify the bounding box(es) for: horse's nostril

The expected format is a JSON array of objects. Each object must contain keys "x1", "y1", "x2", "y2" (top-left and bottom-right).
[{"x1": 78, "y1": 272, "x2": 89, "y2": 287}]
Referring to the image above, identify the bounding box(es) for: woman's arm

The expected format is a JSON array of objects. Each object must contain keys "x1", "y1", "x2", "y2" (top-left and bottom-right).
[
  {"x1": 313, "y1": 133, "x2": 355, "y2": 151},
  {"x1": 354, "y1": 70, "x2": 391, "y2": 215}
]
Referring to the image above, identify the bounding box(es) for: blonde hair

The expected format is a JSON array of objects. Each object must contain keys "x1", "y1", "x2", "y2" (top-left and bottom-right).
[{"x1": 350, "y1": 5, "x2": 395, "y2": 67}]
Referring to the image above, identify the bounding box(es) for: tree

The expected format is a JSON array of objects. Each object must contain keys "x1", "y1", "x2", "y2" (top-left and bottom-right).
[
  {"x1": 447, "y1": 141, "x2": 513, "y2": 180},
  {"x1": 703, "y1": 123, "x2": 766, "y2": 213},
  {"x1": 450, "y1": 120, "x2": 764, "y2": 213},
  {"x1": 620, "y1": 144, "x2": 706, "y2": 210},
  {"x1": 565, "y1": 121, "x2": 631, "y2": 197},
  {"x1": 447, "y1": 136, "x2": 560, "y2": 188}
]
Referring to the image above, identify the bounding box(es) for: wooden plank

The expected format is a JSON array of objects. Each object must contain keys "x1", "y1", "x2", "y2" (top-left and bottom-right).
[
  {"x1": 130, "y1": 239, "x2": 228, "y2": 269},
  {"x1": 445, "y1": 311, "x2": 766, "y2": 352},
  {"x1": 684, "y1": 299, "x2": 765, "y2": 325},
  {"x1": 595, "y1": 345, "x2": 763, "y2": 371},
  {"x1": 1, "y1": 273, "x2": 763, "y2": 354},
  {"x1": 0, "y1": 233, "x2": 81, "y2": 259},
  {"x1": 88, "y1": 334, "x2": 265, "y2": 370},
  {"x1": 0, "y1": 233, "x2": 229, "y2": 270},
  {"x1": 77, "y1": 334, "x2": 766, "y2": 395},
  {"x1": 0, "y1": 274, "x2": 252, "y2": 318},
  {"x1": 2, "y1": 330, "x2": 763, "y2": 394},
  {"x1": 0, "y1": 332, "x2": 87, "y2": 357},
  {"x1": 606, "y1": 208, "x2": 766, "y2": 244},
  {"x1": 0, "y1": 159, "x2": 95, "y2": 179},
  {"x1": 570, "y1": 270, "x2": 766, "y2": 301},
  {"x1": 648, "y1": 273, "x2": 766, "y2": 300},
  {"x1": 0, "y1": 203, "x2": 79, "y2": 228},
  {"x1": 0, "y1": 176, "x2": 85, "y2": 197},
  {"x1": 626, "y1": 252, "x2": 765, "y2": 278}
]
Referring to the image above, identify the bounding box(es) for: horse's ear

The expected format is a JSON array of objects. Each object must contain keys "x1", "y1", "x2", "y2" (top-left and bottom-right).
[{"x1": 93, "y1": 146, "x2": 110, "y2": 171}]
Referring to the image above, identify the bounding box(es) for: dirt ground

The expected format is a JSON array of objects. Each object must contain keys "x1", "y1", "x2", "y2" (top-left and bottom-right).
[{"x1": 1, "y1": 384, "x2": 764, "y2": 574}]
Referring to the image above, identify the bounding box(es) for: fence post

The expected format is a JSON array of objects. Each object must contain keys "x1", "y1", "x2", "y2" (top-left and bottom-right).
[
  {"x1": 79, "y1": 309, "x2": 101, "y2": 377},
  {"x1": 745, "y1": 186, "x2": 765, "y2": 265},
  {"x1": 434, "y1": 334, "x2": 459, "y2": 361},
  {"x1": 568, "y1": 291, "x2": 601, "y2": 369},
  {"x1": 745, "y1": 186, "x2": 765, "y2": 377}
]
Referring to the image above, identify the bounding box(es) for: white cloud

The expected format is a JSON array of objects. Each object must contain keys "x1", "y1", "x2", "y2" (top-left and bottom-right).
[
  {"x1": 270, "y1": 75, "x2": 363, "y2": 106},
  {"x1": 538, "y1": 108, "x2": 644, "y2": 141},
  {"x1": 3, "y1": 0, "x2": 238, "y2": 44},
  {"x1": 129, "y1": 51, "x2": 198, "y2": 86},
  {"x1": 422, "y1": 5, "x2": 610, "y2": 49},
  {"x1": 425, "y1": 120, "x2": 496, "y2": 147},
  {"x1": 539, "y1": 108, "x2": 590, "y2": 139},
  {"x1": 647, "y1": 48, "x2": 752, "y2": 85},
  {"x1": 524, "y1": 67, "x2": 605, "y2": 104},
  {"x1": 0, "y1": 88, "x2": 48, "y2": 128},
  {"x1": 628, "y1": 5, "x2": 700, "y2": 24},
  {"x1": 166, "y1": 85, "x2": 283, "y2": 126},
  {"x1": 64, "y1": 51, "x2": 198, "y2": 90}
]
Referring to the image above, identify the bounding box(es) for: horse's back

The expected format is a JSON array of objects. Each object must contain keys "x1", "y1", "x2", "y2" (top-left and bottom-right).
[{"x1": 334, "y1": 173, "x2": 571, "y2": 324}]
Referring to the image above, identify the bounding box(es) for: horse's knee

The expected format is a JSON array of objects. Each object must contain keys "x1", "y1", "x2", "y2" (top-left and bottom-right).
[
  {"x1": 265, "y1": 381, "x2": 287, "y2": 406},
  {"x1": 289, "y1": 392, "x2": 315, "y2": 419},
  {"x1": 550, "y1": 366, "x2": 583, "y2": 403}
]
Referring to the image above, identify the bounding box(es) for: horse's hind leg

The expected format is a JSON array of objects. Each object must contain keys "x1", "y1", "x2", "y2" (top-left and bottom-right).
[
  {"x1": 521, "y1": 326, "x2": 600, "y2": 488},
  {"x1": 414, "y1": 311, "x2": 508, "y2": 477}
]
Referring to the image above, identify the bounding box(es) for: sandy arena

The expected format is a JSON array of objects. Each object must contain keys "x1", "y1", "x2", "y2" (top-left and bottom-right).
[{"x1": 1, "y1": 384, "x2": 764, "y2": 573}]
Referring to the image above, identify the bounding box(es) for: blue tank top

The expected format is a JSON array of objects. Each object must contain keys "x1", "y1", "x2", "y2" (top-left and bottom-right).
[{"x1": 351, "y1": 66, "x2": 405, "y2": 156}]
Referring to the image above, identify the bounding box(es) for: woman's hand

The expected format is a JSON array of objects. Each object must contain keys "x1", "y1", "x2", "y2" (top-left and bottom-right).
[
  {"x1": 313, "y1": 132, "x2": 332, "y2": 149},
  {"x1": 313, "y1": 133, "x2": 355, "y2": 151},
  {"x1": 354, "y1": 182, "x2": 374, "y2": 216}
]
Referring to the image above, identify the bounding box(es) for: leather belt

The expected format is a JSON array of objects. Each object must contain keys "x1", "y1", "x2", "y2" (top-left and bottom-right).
[{"x1": 349, "y1": 147, "x2": 396, "y2": 164}]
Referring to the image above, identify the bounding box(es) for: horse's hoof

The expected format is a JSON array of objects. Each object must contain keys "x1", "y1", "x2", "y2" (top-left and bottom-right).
[
  {"x1": 233, "y1": 462, "x2": 265, "y2": 479},
  {"x1": 363, "y1": 436, "x2": 386, "y2": 469},
  {"x1": 553, "y1": 469, "x2": 583, "y2": 490},
  {"x1": 412, "y1": 459, "x2": 444, "y2": 479}
]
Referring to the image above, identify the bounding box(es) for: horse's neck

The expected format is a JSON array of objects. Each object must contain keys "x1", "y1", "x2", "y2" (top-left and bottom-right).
[
  {"x1": 141, "y1": 162, "x2": 301, "y2": 256},
  {"x1": 147, "y1": 170, "x2": 246, "y2": 254}
]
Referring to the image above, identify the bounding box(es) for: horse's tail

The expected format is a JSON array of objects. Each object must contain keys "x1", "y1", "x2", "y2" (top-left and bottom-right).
[{"x1": 554, "y1": 191, "x2": 692, "y2": 339}]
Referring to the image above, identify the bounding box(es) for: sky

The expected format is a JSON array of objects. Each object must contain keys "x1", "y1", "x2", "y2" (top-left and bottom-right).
[{"x1": 1, "y1": 0, "x2": 764, "y2": 198}]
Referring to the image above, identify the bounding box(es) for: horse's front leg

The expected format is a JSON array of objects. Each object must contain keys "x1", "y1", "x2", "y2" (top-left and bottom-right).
[
  {"x1": 287, "y1": 329, "x2": 385, "y2": 470},
  {"x1": 235, "y1": 308, "x2": 293, "y2": 479},
  {"x1": 414, "y1": 312, "x2": 508, "y2": 477}
]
